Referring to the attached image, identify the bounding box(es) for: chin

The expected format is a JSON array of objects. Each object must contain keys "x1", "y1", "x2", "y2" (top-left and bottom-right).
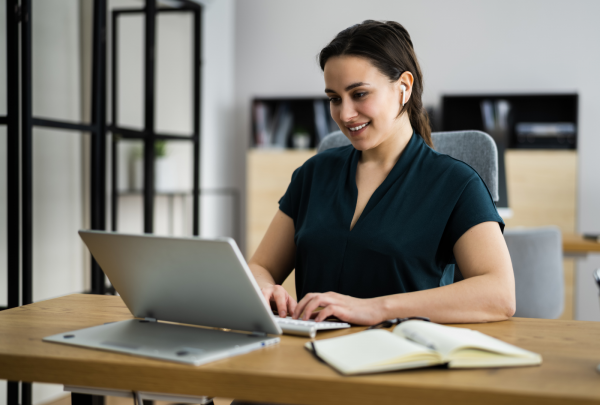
[{"x1": 347, "y1": 135, "x2": 377, "y2": 151}]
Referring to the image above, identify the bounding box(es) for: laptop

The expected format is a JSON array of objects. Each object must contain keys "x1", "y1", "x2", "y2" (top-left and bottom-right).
[{"x1": 43, "y1": 231, "x2": 282, "y2": 365}]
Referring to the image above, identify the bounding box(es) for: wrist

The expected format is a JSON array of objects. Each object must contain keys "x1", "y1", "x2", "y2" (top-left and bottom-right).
[
  {"x1": 259, "y1": 281, "x2": 276, "y2": 290},
  {"x1": 376, "y1": 295, "x2": 394, "y2": 322}
]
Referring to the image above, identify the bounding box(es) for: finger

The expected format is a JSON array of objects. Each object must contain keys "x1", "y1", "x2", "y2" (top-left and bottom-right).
[
  {"x1": 314, "y1": 305, "x2": 337, "y2": 322},
  {"x1": 293, "y1": 293, "x2": 316, "y2": 319},
  {"x1": 287, "y1": 296, "x2": 298, "y2": 316},
  {"x1": 273, "y1": 286, "x2": 289, "y2": 318},
  {"x1": 302, "y1": 295, "x2": 331, "y2": 321}
]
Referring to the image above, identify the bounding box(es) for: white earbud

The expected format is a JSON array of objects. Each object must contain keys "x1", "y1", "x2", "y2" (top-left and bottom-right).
[{"x1": 401, "y1": 84, "x2": 407, "y2": 106}]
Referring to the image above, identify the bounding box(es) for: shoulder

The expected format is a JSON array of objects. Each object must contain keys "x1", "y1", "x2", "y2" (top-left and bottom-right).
[{"x1": 296, "y1": 144, "x2": 354, "y2": 176}]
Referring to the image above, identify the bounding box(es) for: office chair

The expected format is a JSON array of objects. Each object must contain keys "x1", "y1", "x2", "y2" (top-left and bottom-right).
[
  {"x1": 503, "y1": 227, "x2": 564, "y2": 319},
  {"x1": 318, "y1": 130, "x2": 499, "y2": 201}
]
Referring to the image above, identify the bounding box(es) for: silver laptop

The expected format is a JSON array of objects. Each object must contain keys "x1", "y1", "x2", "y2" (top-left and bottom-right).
[{"x1": 43, "y1": 231, "x2": 281, "y2": 365}]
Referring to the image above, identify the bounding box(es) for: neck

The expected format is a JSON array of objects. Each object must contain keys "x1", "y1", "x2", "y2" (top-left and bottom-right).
[{"x1": 360, "y1": 115, "x2": 413, "y2": 167}]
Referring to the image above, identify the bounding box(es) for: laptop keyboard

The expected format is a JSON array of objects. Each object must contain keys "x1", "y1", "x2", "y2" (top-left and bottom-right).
[{"x1": 275, "y1": 316, "x2": 350, "y2": 338}]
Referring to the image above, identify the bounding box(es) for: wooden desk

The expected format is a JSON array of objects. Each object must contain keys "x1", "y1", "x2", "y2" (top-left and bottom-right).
[
  {"x1": 2, "y1": 294, "x2": 600, "y2": 405},
  {"x1": 563, "y1": 233, "x2": 600, "y2": 255}
]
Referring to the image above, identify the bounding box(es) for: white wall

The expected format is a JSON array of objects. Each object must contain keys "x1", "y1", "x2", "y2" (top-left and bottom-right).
[
  {"x1": 198, "y1": 0, "x2": 238, "y2": 240},
  {"x1": 575, "y1": 253, "x2": 600, "y2": 321},
  {"x1": 234, "y1": 0, "x2": 600, "y2": 243}
]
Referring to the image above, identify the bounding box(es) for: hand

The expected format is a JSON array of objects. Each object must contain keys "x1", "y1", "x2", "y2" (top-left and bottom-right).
[
  {"x1": 292, "y1": 291, "x2": 385, "y2": 325},
  {"x1": 261, "y1": 284, "x2": 297, "y2": 318}
]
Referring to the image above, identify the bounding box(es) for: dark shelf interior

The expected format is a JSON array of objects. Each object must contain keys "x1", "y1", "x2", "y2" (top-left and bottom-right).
[
  {"x1": 251, "y1": 97, "x2": 337, "y2": 149},
  {"x1": 441, "y1": 94, "x2": 578, "y2": 150}
]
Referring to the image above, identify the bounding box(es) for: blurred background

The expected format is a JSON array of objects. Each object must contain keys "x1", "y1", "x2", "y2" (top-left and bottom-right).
[{"x1": 1, "y1": 1, "x2": 600, "y2": 404}]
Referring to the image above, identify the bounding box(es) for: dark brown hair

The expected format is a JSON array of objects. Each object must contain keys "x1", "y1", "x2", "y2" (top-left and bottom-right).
[{"x1": 319, "y1": 20, "x2": 433, "y2": 148}]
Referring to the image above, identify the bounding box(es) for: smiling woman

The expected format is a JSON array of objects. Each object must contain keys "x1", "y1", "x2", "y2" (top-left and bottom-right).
[{"x1": 246, "y1": 20, "x2": 515, "y2": 331}]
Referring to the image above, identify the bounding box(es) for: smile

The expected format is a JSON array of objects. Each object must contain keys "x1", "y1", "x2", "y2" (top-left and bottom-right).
[{"x1": 348, "y1": 122, "x2": 370, "y2": 132}]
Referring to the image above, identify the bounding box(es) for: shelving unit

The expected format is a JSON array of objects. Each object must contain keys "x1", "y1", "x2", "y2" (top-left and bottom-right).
[
  {"x1": 442, "y1": 94, "x2": 578, "y2": 149},
  {"x1": 1, "y1": 2, "x2": 204, "y2": 405},
  {"x1": 251, "y1": 97, "x2": 336, "y2": 149}
]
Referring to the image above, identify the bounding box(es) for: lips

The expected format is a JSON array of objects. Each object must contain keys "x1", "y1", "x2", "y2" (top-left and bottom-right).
[{"x1": 347, "y1": 122, "x2": 370, "y2": 132}]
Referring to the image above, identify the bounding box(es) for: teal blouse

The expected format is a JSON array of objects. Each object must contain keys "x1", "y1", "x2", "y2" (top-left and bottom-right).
[{"x1": 279, "y1": 132, "x2": 504, "y2": 301}]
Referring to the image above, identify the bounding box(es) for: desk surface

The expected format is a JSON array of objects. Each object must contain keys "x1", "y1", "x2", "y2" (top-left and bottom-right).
[
  {"x1": 563, "y1": 233, "x2": 600, "y2": 254},
  {"x1": 2, "y1": 294, "x2": 600, "y2": 405}
]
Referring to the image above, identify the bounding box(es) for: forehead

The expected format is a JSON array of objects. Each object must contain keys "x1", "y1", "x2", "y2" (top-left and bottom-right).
[{"x1": 323, "y1": 55, "x2": 386, "y2": 91}]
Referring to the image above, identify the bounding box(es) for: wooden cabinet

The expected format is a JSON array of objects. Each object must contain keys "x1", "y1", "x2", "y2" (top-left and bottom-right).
[
  {"x1": 247, "y1": 149, "x2": 316, "y2": 300},
  {"x1": 503, "y1": 150, "x2": 577, "y2": 320}
]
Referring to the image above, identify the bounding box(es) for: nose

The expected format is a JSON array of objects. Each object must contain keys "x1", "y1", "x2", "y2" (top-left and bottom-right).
[{"x1": 339, "y1": 99, "x2": 358, "y2": 124}]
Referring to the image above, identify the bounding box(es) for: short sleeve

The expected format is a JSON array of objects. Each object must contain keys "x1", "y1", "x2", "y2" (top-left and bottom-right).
[
  {"x1": 444, "y1": 174, "x2": 505, "y2": 252},
  {"x1": 278, "y1": 167, "x2": 302, "y2": 220}
]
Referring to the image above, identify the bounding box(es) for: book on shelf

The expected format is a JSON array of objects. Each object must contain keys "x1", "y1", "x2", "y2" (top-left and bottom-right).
[
  {"x1": 313, "y1": 99, "x2": 329, "y2": 144},
  {"x1": 515, "y1": 122, "x2": 576, "y2": 137},
  {"x1": 253, "y1": 101, "x2": 272, "y2": 147},
  {"x1": 272, "y1": 102, "x2": 293, "y2": 148},
  {"x1": 306, "y1": 320, "x2": 542, "y2": 375}
]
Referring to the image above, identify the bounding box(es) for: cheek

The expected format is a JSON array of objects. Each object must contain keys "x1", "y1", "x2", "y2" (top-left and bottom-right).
[
  {"x1": 361, "y1": 99, "x2": 393, "y2": 126},
  {"x1": 372, "y1": 95, "x2": 401, "y2": 125}
]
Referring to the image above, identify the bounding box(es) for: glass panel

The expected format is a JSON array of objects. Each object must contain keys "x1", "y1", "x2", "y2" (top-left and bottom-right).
[
  {"x1": 31, "y1": 0, "x2": 81, "y2": 122},
  {"x1": 155, "y1": 12, "x2": 194, "y2": 136},
  {"x1": 115, "y1": 139, "x2": 144, "y2": 233},
  {"x1": 30, "y1": 126, "x2": 84, "y2": 405},
  {"x1": 116, "y1": 14, "x2": 144, "y2": 130},
  {"x1": 0, "y1": 1, "x2": 7, "y2": 116},
  {"x1": 154, "y1": 141, "x2": 193, "y2": 236},
  {"x1": 32, "y1": 127, "x2": 85, "y2": 302},
  {"x1": 0, "y1": 127, "x2": 6, "y2": 308}
]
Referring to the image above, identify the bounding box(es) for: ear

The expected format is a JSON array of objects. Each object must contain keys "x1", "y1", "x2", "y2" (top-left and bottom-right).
[{"x1": 398, "y1": 71, "x2": 414, "y2": 106}]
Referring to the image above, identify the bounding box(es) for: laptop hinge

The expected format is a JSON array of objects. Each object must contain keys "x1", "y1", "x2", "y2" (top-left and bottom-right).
[
  {"x1": 251, "y1": 331, "x2": 267, "y2": 337},
  {"x1": 144, "y1": 317, "x2": 157, "y2": 322}
]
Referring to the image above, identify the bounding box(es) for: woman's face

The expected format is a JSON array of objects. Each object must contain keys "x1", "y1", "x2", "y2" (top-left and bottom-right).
[{"x1": 324, "y1": 55, "x2": 406, "y2": 151}]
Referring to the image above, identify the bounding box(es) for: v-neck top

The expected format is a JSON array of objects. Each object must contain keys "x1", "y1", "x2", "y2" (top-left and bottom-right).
[{"x1": 279, "y1": 132, "x2": 504, "y2": 301}]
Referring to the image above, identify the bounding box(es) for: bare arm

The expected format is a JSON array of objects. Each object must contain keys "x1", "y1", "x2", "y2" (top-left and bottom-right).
[
  {"x1": 293, "y1": 221, "x2": 516, "y2": 324},
  {"x1": 377, "y1": 221, "x2": 516, "y2": 323},
  {"x1": 248, "y1": 209, "x2": 297, "y2": 317}
]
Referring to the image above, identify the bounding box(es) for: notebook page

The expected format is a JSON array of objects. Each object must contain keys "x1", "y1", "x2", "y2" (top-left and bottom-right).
[
  {"x1": 394, "y1": 321, "x2": 538, "y2": 360},
  {"x1": 308, "y1": 329, "x2": 440, "y2": 374}
]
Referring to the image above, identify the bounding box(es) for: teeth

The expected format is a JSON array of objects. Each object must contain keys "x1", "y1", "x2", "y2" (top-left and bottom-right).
[{"x1": 349, "y1": 122, "x2": 369, "y2": 131}]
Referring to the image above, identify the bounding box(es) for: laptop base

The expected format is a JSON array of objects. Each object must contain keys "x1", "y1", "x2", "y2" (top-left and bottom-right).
[{"x1": 43, "y1": 319, "x2": 279, "y2": 366}]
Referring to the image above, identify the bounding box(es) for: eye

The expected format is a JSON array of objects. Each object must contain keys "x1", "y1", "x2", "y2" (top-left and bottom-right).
[
  {"x1": 353, "y1": 92, "x2": 367, "y2": 99},
  {"x1": 328, "y1": 97, "x2": 341, "y2": 104}
]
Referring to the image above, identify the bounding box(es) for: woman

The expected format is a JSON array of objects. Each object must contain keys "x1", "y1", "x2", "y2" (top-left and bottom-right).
[{"x1": 248, "y1": 20, "x2": 515, "y2": 326}]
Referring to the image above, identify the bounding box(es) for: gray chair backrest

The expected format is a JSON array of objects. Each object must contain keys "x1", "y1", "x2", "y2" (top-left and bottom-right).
[
  {"x1": 317, "y1": 130, "x2": 499, "y2": 202},
  {"x1": 504, "y1": 226, "x2": 564, "y2": 319}
]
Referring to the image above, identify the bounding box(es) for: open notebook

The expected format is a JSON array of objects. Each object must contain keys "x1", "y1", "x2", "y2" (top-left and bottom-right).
[{"x1": 306, "y1": 320, "x2": 542, "y2": 375}]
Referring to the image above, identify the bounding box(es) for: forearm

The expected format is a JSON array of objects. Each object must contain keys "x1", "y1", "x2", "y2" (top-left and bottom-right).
[
  {"x1": 248, "y1": 262, "x2": 278, "y2": 289},
  {"x1": 378, "y1": 272, "x2": 516, "y2": 324}
]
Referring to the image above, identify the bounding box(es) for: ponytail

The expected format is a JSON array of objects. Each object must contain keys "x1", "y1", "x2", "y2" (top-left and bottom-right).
[{"x1": 405, "y1": 93, "x2": 433, "y2": 148}]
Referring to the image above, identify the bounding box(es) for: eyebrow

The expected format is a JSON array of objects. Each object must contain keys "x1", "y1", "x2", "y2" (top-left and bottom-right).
[{"x1": 324, "y1": 82, "x2": 370, "y2": 94}]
